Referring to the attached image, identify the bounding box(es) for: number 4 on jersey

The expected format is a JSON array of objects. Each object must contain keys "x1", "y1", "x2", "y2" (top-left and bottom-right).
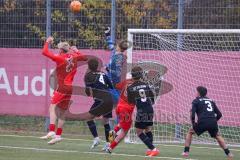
[{"x1": 99, "y1": 75, "x2": 105, "y2": 84}]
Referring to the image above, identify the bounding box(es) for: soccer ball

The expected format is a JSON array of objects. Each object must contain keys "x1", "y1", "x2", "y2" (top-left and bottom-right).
[{"x1": 70, "y1": 0, "x2": 81, "y2": 13}]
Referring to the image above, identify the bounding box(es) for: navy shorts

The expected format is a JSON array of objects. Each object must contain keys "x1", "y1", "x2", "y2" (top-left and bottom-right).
[
  {"x1": 89, "y1": 100, "x2": 112, "y2": 118},
  {"x1": 194, "y1": 120, "x2": 219, "y2": 138},
  {"x1": 135, "y1": 113, "x2": 153, "y2": 129}
]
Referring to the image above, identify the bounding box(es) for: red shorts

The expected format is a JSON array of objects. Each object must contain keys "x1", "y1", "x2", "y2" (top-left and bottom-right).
[
  {"x1": 116, "y1": 99, "x2": 134, "y2": 132},
  {"x1": 51, "y1": 91, "x2": 72, "y2": 110}
]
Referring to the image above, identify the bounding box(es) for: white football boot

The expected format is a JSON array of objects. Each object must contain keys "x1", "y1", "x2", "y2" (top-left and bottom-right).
[
  {"x1": 102, "y1": 142, "x2": 110, "y2": 151},
  {"x1": 48, "y1": 135, "x2": 62, "y2": 145},
  {"x1": 40, "y1": 131, "x2": 55, "y2": 140},
  {"x1": 91, "y1": 137, "x2": 100, "y2": 149},
  {"x1": 227, "y1": 153, "x2": 234, "y2": 160},
  {"x1": 182, "y1": 152, "x2": 189, "y2": 157},
  {"x1": 105, "y1": 147, "x2": 112, "y2": 154}
]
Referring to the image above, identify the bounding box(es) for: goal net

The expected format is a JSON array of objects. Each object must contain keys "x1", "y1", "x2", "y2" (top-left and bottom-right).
[{"x1": 125, "y1": 29, "x2": 240, "y2": 146}]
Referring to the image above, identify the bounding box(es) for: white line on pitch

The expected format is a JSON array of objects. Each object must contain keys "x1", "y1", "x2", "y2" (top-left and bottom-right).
[
  {"x1": 0, "y1": 145, "x2": 196, "y2": 160},
  {"x1": 83, "y1": 151, "x2": 197, "y2": 160},
  {"x1": 0, "y1": 145, "x2": 78, "y2": 153},
  {"x1": 1, "y1": 134, "x2": 240, "y2": 152},
  {"x1": 160, "y1": 144, "x2": 240, "y2": 152},
  {"x1": 0, "y1": 134, "x2": 92, "y2": 142}
]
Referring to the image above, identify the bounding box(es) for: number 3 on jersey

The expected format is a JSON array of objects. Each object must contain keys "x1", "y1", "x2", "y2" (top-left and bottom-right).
[
  {"x1": 205, "y1": 101, "x2": 213, "y2": 112},
  {"x1": 99, "y1": 75, "x2": 105, "y2": 84}
]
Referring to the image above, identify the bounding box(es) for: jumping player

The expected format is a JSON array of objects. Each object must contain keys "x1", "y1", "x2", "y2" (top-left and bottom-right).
[
  {"x1": 40, "y1": 36, "x2": 87, "y2": 144},
  {"x1": 105, "y1": 78, "x2": 135, "y2": 153},
  {"x1": 182, "y1": 86, "x2": 233, "y2": 159},
  {"x1": 104, "y1": 27, "x2": 128, "y2": 103},
  {"x1": 127, "y1": 66, "x2": 159, "y2": 157},
  {"x1": 84, "y1": 58, "x2": 114, "y2": 150}
]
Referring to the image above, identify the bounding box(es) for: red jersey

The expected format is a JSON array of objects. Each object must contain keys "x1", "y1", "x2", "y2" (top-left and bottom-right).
[
  {"x1": 115, "y1": 79, "x2": 134, "y2": 103},
  {"x1": 42, "y1": 42, "x2": 87, "y2": 93}
]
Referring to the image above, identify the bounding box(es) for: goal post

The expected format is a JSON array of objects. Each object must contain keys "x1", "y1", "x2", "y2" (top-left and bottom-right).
[{"x1": 126, "y1": 29, "x2": 240, "y2": 146}]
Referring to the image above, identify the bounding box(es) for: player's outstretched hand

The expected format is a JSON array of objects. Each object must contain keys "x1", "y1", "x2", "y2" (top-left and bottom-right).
[
  {"x1": 46, "y1": 36, "x2": 54, "y2": 44},
  {"x1": 104, "y1": 27, "x2": 111, "y2": 37}
]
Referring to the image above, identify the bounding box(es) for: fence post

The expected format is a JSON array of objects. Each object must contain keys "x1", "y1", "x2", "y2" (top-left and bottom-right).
[
  {"x1": 175, "y1": 0, "x2": 184, "y2": 140},
  {"x1": 178, "y1": 0, "x2": 184, "y2": 30},
  {"x1": 45, "y1": 0, "x2": 51, "y2": 132},
  {"x1": 109, "y1": 0, "x2": 117, "y2": 129},
  {"x1": 177, "y1": 0, "x2": 184, "y2": 49},
  {"x1": 111, "y1": 0, "x2": 116, "y2": 44}
]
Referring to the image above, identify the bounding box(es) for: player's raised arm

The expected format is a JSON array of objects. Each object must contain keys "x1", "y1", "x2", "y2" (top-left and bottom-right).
[
  {"x1": 77, "y1": 54, "x2": 88, "y2": 61},
  {"x1": 105, "y1": 27, "x2": 115, "y2": 51},
  {"x1": 213, "y1": 102, "x2": 222, "y2": 121},
  {"x1": 70, "y1": 46, "x2": 88, "y2": 61},
  {"x1": 104, "y1": 27, "x2": 116, "y2": 73},
  {"x1": 42, "y1": 37, "x2": 64, "y2": 62}
]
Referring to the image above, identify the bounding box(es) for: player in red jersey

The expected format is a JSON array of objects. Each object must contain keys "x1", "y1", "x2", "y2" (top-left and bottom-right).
[
  {"x1": 40, "y1": 36, "x2": 87, "y2": 144},
  {"x1": 105, "y1": 78, "x2": 135, "y2": 153}
]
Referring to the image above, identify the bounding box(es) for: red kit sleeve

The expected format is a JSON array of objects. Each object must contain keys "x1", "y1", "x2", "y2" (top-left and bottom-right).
[
  {"x1": 75, "y1": 51, "x2": 88, "y2": 61},
  {"x1": 42, "y1": 42, "x2": 64, "y2": 63}
]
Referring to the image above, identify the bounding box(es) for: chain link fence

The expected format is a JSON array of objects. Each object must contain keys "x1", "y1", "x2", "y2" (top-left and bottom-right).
[
  {"x1": 184, "y1": 0, "x2": 240, "y2": 29},
  {"x1": 0, "y1": 0, "x2": 239, "y2": 48}
]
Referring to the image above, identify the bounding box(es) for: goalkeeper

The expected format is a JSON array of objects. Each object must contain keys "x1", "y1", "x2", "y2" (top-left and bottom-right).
[{"x1": 104, "y1": 27, "x2": 128, "y2": 103}]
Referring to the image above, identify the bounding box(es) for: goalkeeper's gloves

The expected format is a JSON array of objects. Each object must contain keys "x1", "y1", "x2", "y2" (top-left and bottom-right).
[
  {"x1": 104, "y1": 27, "x2": 111, "y2": 37},
  {"x1": 106, "y1": 66, "x2": 110, "y2": 72}
]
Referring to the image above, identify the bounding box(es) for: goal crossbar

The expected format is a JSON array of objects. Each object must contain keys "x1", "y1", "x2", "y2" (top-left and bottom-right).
[{"x1": 128, "y1": 29, "x2": 240, "y2": 34}]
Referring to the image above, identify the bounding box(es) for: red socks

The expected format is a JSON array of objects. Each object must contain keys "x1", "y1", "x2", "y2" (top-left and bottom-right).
[
  {"x1": 49, "y1": 124, "x2": 62, "y2": 136},
  {"x1": 110, "y1": 140, "x2": 118, "y2": 150},
  {"x1": 56, "y1": 128, "x2": 62, "y2": 136},
  {"x1": 49, "y1": 124, "x2": 55, "y2": 132},
  {"x1": 114, "y1": 125, "x2": 121, "y2": 133}
]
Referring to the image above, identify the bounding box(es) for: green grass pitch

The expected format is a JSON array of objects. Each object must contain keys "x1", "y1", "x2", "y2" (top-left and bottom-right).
[{"x1": 0, "y1": 133, "x2": 239, "y2": 160}]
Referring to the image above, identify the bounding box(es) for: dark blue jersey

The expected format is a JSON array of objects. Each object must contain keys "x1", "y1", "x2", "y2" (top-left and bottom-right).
[
  {"x1": 191, "y1": 97, "x2": 222, "y2": 124},
  {"x1": 84, "y1": 71, "x2": 113, "y2": 98},
  {"x1": 127, "y1": 81, "x2": 155, "y2": 114}
]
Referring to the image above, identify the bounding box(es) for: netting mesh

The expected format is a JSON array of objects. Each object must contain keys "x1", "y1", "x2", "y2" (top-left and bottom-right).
[
  {"x1": 126, "y1": 30, "x2": 240, "y2": 146},
  {"x1": 132, "y1": 32, "x2": 240, "y2": 51}
]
